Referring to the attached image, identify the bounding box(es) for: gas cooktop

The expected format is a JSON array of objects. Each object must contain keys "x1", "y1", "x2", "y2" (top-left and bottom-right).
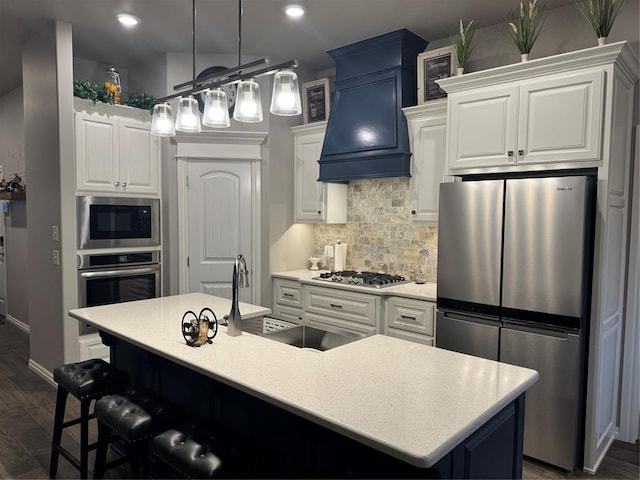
[{"x1": 314, "y1": 271, "x2": 408, "y2": 289}]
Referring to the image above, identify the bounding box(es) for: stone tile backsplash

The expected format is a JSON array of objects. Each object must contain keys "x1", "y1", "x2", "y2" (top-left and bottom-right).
[{"x1": 314, "y1": 177, "x2": 438, "y2": 282}]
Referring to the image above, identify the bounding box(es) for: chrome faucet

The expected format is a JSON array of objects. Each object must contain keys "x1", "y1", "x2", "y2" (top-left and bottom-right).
[{"x1": 227, "y1": 254, "x2": 249, "y2": 337}]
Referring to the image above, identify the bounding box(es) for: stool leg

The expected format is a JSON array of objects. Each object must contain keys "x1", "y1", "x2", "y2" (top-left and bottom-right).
[
  {"x1": 93, "y1": 420, "x2": 110, "y2": 480},
  {"x1": 79, "y1": 399, "x2": 91, "y2": 479},
  {"x1": 49, "y1": 387, "x2": 69, "y2": 478}
]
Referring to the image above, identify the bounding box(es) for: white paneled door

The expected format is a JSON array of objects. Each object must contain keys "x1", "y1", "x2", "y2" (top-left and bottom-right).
[{"x1": 187, "y1": 159, "x2": 252, "y2": 303}]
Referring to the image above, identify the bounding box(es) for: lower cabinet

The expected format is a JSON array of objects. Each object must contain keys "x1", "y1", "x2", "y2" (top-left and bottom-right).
[
  {"x1": 272, "y1": 278, "x2": 436, "y2": 343},
  {"x1": 304, "y1": 285, "x2": 379, "y2": 336},
  {"x1": 273, "y1": 278, "x2": 304, "y2": 324},
  {"x1": 384, "y1": 296, "x2": 435, "y2": 345}
]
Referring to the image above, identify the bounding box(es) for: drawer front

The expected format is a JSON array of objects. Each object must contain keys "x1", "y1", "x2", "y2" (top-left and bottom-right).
[
  {"x1": 304, "y1": 286, "x2": 379, "y2": 327},
  {"x1": 385, "y1": 297, "x2": 435, "y2": 336},
  {"x1": 274, "y1": 279, "x2": 302, "y2": 307},
  {"x1": 273, "y1": 304, "x2": 304, "y2": 324},
  {"x1": 306, "y1": 312, "x2": 377, "y2": 336},
  {"x1": 386, "y1": 328, "x2": 434, "y2": 346}
]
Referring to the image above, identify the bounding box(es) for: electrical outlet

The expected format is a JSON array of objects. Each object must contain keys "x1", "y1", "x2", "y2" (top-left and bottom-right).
[
  {"x1": 324, "y1": 245, "x2": 334, "y2": 257},
  {"x1": 52, "y1": 225, "x2": 59, "y2": 241},
  {"x1": 52, "y1": 250, "x2": 60, "y2": 265}
]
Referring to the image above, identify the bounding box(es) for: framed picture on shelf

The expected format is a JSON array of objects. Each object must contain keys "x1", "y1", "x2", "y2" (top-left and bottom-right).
[
  {"x1": 302, "y1": 78, "x2": 331, "y2": 124},
  {"x1": 417, "y1": 45, "x2": 456, "y2": 103}
]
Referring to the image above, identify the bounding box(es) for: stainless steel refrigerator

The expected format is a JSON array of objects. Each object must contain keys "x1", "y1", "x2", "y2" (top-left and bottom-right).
[{"x1": 436, "y1": 176, "x2": 595, "y2": 471}]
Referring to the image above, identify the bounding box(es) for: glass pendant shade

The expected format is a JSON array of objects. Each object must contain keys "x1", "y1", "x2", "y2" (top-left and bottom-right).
[
  {"x1": 233, "y1": 79, "x2": 263, "y2": 123},
  {"x1": 150, "y1": 103, "x2": 176, "y2": 137},
  {"x1": 175, "y1": 96, "x2": 201, "y2": 132},
  {"x1": 202, "y1": 88, "x2": 230, "y2": 128},
  {"x1": 270, "y1": 69, "x2": 301, "y2": 116}
]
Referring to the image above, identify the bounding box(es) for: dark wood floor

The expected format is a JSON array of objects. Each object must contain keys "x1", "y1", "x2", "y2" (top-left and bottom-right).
[{"x1": 0, "y1": 320, "x2": 637, "y2": 479}]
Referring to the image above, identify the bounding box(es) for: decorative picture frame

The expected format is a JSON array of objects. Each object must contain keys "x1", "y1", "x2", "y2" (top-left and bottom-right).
[
  {"x1": 417, "y1": 45, "x2": 457, "y2": 104},
  {"x1": 302, "y1": 78, "x2": 331, "y2": 124}
]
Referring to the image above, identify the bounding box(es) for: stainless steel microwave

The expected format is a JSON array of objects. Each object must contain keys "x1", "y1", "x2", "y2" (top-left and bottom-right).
[{"x1": 77, "y1": 196, "x2": 160, "y2": 249}]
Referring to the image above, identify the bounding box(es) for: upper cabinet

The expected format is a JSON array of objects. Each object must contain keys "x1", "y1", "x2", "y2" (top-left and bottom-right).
[
  {"x1": 403, "y1": 100, "x2": 449, "y2": 225},
  {"x1": 439, "y1": 51, "x2": 609, "y2": 175},
  {"x1": 292, "y1": 122, "x2": 347, "y2": 223},
  {"x1": 74, "y1": 99, "x2": 160, "y2": 196}
]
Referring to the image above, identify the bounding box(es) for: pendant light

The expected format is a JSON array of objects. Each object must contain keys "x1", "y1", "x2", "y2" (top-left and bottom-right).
[
  {"x1": 150, "y1": 0, "x2": 302, "y2": 136},
  {"x1": 175, "y1": 0, "x2": 202, "y2": 133},
  {"x1": 150, "y1": 103, "x2": 175, "y2": 136},
  {"x1": 202, "y1": 88, "x2": 230, "y2": 127},
  {"x1": 270, "y1": 69, "x2": 301, "y2": 115}
]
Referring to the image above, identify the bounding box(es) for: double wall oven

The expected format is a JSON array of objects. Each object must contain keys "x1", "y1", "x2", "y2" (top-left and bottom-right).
[{"x1": 76, "y1": 196, "x2": 161, "y2": 334}]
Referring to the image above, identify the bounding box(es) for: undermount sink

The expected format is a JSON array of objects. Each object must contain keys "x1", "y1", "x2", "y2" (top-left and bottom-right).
[{"x1": 263, "y1": 325, "x2": 365, "y2": 352}]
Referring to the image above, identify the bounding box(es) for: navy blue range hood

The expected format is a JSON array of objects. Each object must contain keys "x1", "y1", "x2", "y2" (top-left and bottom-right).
[{"x1": 318, "y1": 29, "x2": 428, "y2": 183}]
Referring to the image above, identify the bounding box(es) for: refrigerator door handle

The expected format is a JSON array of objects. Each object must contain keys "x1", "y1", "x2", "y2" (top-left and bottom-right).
[
  {"x1": 502, "y1": 320, "x2": 576, "y2": 339},
  {"x1": 440, "y1": 309, "x2": 501, "y2": 326}
]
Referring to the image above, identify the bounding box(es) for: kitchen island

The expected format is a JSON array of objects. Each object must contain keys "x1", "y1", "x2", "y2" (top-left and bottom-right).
[{"x1": 70, "y1": 293, "x2": 538, "y2": 478}]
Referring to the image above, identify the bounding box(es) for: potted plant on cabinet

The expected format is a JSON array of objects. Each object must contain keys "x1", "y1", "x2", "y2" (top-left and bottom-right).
[
  {"x1": 451, "y1": 19, "x2": 479, "y2": 74},
  {"x1": 575, "y1": 0, "x2": 626, "y2": 45},
  {"x1": 504, "y1": 0, "x2": 548, "y2": 62}
]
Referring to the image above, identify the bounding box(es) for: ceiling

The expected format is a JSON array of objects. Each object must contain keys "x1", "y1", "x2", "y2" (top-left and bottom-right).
[{"x1": 0, "y1": 0, "x2": 576, "y2": 97}]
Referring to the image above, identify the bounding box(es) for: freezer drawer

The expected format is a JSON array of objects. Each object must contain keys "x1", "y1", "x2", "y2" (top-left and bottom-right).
[
  {"x1": 435, "y1": 310, "x2": 500, "y2": 361},
  {"x1": 500, "y1": 325, "x2": 582, "y2": 471}
]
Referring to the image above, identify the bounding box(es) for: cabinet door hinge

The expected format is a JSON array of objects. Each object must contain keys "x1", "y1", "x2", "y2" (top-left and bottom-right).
[
  {"x1": 187, "y1": 256, "x2": 190, "y2": 267},
  {"x1": 186, "y1": 175, "x2": 189, "y2": 187}
]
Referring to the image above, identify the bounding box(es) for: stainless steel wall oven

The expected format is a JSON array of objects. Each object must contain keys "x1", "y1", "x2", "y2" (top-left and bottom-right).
[
  {"x1": 77, "y1": 196, "x2": 160, "y2": 249},
  {"x1": 77, "y1": 251, "x2": 161, "y2": 334}
]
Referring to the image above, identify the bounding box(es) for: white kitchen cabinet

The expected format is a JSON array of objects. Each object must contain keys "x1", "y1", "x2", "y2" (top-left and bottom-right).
[
  {"x1": 384, "y1": 296, "x2": 435, "y2": 345},
  {"x1": 403, "y1": 100, "x2": 450, "y2": 225},
  {"x1": 75, "y1": 101, "x2": 160, "y2": 195},
  {"x1": 291, "y1": 122, "x2": 347, "y2": 223},
  {"x1": 303, "y1": 284, "x2": 379, "y2": 336},
  {"x1": 443, "y1": 69, "x2": 603, "y2": 174},
  {"x1": 273, "y1": 278, "x2": 304, "y2": 323}
]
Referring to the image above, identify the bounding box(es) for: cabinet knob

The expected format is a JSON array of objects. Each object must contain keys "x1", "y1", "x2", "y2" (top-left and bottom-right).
[
  {"x1": 411, "y1": 210, "x2": 416, "y2": 215},
  {"x1": 122, "y1": 182, "x2": 127, "y2": 187},
  {"x1": 318, "y1": 210, "x2": 321, "y2": 215},
  {"x1": 507, "y1": 151, "x2": 514, "y2": 157},
  {"x1": 114, "y1": 181, "x2": 120, "y2": 187},
  {"x1": 518, "y1": 150, "x2": 525, "y2": 156}
]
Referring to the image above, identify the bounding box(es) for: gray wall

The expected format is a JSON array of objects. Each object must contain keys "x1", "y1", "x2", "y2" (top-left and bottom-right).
[
  {"x1": 22, "y1": 22, "x2": 70, "y2": 372},
  {"x1": 0, "y1": 86, "x2": 29, "y2": 326}
]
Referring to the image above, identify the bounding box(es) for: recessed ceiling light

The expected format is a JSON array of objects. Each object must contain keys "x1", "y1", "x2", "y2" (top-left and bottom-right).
[
  {"x1": 284, "y1": 4, "x2": 306, "y2": 18},
  {"x1": 117, "y1": 13, "x2": 140, "y2": 27}
]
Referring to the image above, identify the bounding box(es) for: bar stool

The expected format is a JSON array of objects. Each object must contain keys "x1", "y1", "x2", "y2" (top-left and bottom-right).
[
  {"x1": 49, "y1": 359, "x2": 129, "y2": 479},
  {"x1": 151, "y1": 422, "x2": 227, "y2": 478},
  {"x1": 93, "y1": 387, "x2": 178, "y2": 479}
]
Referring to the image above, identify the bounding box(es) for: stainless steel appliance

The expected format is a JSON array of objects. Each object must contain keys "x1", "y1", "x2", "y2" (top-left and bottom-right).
[
  {"x1": 436, "y1": 175, "x2": 595, "y2": 471},
  {"x1": 77, "y1": 251, "x2": 161, "y2": 334},
  {"x1": 77, "y1": 196, "x2": 160, "y2": 249},
  {"x1": 314, "y1": 271, "x2": 408, "y2": 288}
]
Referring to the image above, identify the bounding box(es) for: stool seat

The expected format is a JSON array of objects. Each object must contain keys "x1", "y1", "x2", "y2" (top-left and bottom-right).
[
  {"x1": 53, "y1": 359, "x2": 129, "y2": 400},
  {"x1": 152, "y1": 423, "x2": 225, "y2": 479},
  {"x1": 94, "y1": 388, "x2": 179, "y2": 479}
]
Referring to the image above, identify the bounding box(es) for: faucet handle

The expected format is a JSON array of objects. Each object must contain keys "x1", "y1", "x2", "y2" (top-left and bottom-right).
[{"x1": 221, "y1": 315, "x2": 229, "y2": 326}]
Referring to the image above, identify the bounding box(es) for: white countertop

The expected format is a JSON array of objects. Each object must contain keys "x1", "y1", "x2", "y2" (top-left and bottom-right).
[
  {"x1": 69, "y1": 292, "x2": 537, "y2": 468},
  {"x1": 272, "y1": 269, "x2": 437, "y2": 301}
]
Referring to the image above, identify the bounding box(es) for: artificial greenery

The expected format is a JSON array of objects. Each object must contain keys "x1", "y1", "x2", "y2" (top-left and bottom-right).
[
  {"x1": 123, "y1": 92, "x2": 156, "y2": 113},
  {"x1": 73, "y1": 80, "x2": 156, "y2": 112},
  {"x1": 451, "y1": 19, "x2": 479, "y2": 69},
  {"x1": 575, "y1": 0, "x2": 625, "y2": 38},
  {"x1": 505, "y1": 0, "x2": 548, "y2": 54},
  {"x1": 73, "y1": 80, "x2": 112, "y2": 104}
]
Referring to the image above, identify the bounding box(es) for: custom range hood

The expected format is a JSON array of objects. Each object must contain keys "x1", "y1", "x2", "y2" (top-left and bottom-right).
[{"x1": 318, "y1": 29, "x2": 428, "y2": 182}]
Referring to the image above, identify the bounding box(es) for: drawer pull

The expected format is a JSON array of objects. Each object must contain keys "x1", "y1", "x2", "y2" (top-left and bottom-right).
[
  {"x1": 330, "y1": 303, "x2": 343, "y2": 309},
  {"x1": 283, "y1": 293, "x2": 294, "y2": 298},
  {"x1": 400, "y1": 314, "x2": 417, "y2": 320}
]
